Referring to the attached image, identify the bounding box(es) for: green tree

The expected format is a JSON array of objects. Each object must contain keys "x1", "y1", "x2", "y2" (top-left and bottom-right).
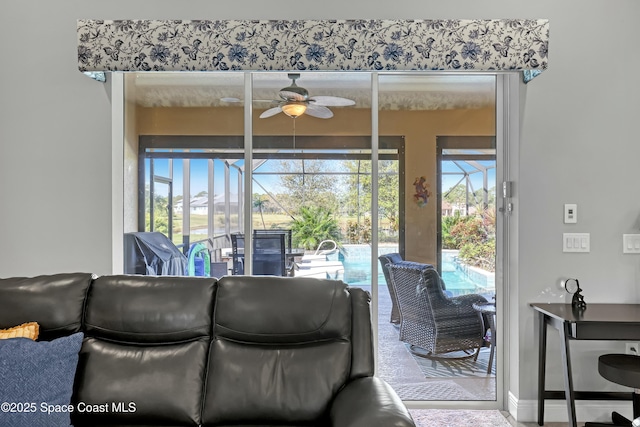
[
  {"x1": 253, "y1": 193, "x2": 268, "y2": 229},
  {"x1": 443, "y1": 185, "x2": 468, "y2": 209},
  {"x1": 144, "y1": 190, "x2": 169, "y2": 234},
  {"x1": 444, "y1": 183, "x2": 496, "y2": 214},
  {"x1": 444, "y1": 209, "x2": 496, "y2": 272},
  {"x1": 275, "y1": 160, "x2": 340, "y2": 213},
  {"x1": 449, "y1": 216, "x2": 486, "y2": 248},
  {"x1": 459, "y1": 241, "x2": 495, "y2": 272},
  {"x1": 346, "y1": 217, "x2": 372, "y2": 244},
  {"x1": 290, "y1": 206, "x2": 341, "y2": 250},
  {"x1": 343, "y1": 159, "x2": 398, "y2": 232},
  {"x1": 442, "y1": 211, "x2": 464, "y2": 249}
]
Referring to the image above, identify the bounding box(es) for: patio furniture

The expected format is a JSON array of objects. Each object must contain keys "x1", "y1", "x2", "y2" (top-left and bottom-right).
[
  {"x1": 231, "y1": 233, "x2": 287, "y2": 276},
  {"x1": 473, "y1": 301, "x2": 496, "y2": 373},
  {"x1": 123, "y1": 232, "x2": 188, "y2": 276},
  {"x1": 388, "y1": 262, "x2": 488, "y2": 358},
  {"x1": 378, "y1": 253, "x2": 404, "y2": 324},
  {"x1": 254, "y1": 229, "x2": 292, "y2": 253},
  {"x1": 378, "y1": 253, "x2": 435, "y2": 325},
  {"x1": 253, "y1": 233, "x2": 287, "y2": 276},
  {"x1": 230, "y1": 233, "x2": 245, "y2": 275},
  {"x1": 254, "y1": 229, "x2": 295, "y2": 273}
]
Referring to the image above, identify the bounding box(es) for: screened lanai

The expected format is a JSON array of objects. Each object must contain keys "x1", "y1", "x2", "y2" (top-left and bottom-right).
[{"x1": 140, "y1": 134, "x2": 405, "y2": 257}]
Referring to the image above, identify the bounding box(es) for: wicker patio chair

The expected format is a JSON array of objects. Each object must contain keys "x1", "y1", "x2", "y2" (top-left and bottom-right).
[
  {"x1": 388, "y1": 262, "x2": 487, "y2": 358},
  {"x1": 378, "y1": 253, "x2": 404, "y2": 324},
  {"x1": 378, "y1": 253, "x2": 435, "y2": 325}
]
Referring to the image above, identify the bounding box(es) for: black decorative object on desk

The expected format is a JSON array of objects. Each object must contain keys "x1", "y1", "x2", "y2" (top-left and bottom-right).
[{"x1": 563, "y1": 278, "x2": 587, "y2": 310}]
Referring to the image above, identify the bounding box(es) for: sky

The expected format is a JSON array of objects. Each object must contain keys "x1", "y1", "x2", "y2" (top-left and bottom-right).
[{"x1": 147, "y1": 157, "x2": 496, "y2": 200}]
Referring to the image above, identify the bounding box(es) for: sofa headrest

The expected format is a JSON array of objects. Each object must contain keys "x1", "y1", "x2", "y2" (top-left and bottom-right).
[
  {"x1": 215, "y1": 276, "x2": 351, "y2": 344},
  {"x1": 85, "y1": 275, "x2": 215, "y2": 343},
  {"x1": 0, "y1": 273, "x2": 93, "y2": 341}
]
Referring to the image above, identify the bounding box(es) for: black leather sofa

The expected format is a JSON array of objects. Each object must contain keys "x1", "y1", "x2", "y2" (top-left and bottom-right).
[{"x1": 0, "y1": 273, "x2": 415, "y2": 427}]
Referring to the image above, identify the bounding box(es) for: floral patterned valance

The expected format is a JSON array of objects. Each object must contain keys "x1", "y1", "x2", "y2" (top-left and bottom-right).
[{"x1": 77, "y1": 19, "x2": 548, "y2": 80}]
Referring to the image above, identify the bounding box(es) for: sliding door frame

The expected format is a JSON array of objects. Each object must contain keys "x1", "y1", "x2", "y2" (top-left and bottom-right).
[{"x1": 113, "y1": 71, "x2": 518, "y2": 411}]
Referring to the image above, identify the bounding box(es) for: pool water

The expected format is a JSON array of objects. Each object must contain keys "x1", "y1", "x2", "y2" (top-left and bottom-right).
[{"x1": 340, "y1": 246, "x2": 492, "y2": 297}]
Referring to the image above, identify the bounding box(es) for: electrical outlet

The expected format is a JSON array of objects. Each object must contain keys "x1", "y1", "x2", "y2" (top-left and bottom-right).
[{"x1": 625, "y1": 342, "x2": 639, "y2": 355}]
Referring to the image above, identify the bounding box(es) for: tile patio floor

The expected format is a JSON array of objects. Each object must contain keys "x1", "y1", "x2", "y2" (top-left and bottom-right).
[{"x1": 355, "y1": 284, "x2": 496, "y2": 401}]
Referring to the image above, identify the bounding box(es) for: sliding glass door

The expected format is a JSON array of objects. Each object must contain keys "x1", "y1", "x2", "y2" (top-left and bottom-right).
[{"x1": 125, "y1": 71, "x2": 502, "y2": 407}]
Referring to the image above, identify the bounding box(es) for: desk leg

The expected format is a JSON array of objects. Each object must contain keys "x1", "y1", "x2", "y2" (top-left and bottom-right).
[
  {"x1": 537, "y1": 312, "x2": 547, "y2": 426},
  {"x1": 559, "y1": 322, "x2": 577, "y2": 427}
]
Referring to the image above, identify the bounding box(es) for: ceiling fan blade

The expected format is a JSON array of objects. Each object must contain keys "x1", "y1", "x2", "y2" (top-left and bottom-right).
[
  {"x1": 305, "y1": 104, "x2": 333, "y2": 119},
  {"x1": 279, "y1": 90, "x2": 307, "y2": 102},
  {"x1": 309, "y1": 95, "x2": 355, "y2": 107},
  {"x1": 221, "y1": 97, "x2": 242, "y2": 103},
  {"x1": 259, "y1": 106, "x2": 283, "y2": 118}
]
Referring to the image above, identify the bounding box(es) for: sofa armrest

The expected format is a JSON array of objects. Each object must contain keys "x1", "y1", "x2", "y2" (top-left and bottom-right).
[{"x1": 329, "y1": 377, "x2": 415, "y2": 427}]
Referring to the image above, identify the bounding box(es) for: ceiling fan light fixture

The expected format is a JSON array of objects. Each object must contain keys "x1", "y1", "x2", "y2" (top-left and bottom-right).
[{"x1": 281, "y1": 102, "x2": 307, "y2": 118}]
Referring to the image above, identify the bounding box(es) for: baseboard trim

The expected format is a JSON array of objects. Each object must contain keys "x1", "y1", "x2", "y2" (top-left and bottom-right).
[{"x1": 508, "y1": 392, "x2": 633, "y2": 423}]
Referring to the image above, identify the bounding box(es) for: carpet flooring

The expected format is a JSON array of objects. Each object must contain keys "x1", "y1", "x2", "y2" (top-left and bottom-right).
[{"x1": 410, "y1": 409, "x2": 513, "y2": 427}]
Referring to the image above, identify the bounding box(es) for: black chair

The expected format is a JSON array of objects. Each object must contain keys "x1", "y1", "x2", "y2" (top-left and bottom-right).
[
  {"x1": 254, "y1": 229, "x2": 294, "y2": 273},
  {"x1": 254, "y1": 229, "x2": 292, "y2": 253},
  {"x1": 585, "y1": 354, "x2": 640, "y2": 427},
  {"x1": 253, "y1": 233, "x2": 287, "y2": 276},
  {"x1": 231, "y1": 232, "x2": 287, "y2": 276},
  {"x1": 230, "y1": 233, "x2": 245, "y2": 275}
]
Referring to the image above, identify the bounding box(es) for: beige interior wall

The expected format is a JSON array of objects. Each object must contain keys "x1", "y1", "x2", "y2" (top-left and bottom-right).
[
  {"x1": 137, "y1": 105, "x2": 494, "y2": 264},
  {"x1": 382, "y1": 108, "x2": 495, "y2": 265}
]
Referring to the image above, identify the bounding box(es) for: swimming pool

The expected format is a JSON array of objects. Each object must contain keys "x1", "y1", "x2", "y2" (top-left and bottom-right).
[{"x1": 340, "y1": 245, "x2": 494, "y2": 297}]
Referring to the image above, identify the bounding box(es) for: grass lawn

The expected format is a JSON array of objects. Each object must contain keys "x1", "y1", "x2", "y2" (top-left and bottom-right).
[{"x1": 167, "y1": 212, "x2": 396, "y2": 246}]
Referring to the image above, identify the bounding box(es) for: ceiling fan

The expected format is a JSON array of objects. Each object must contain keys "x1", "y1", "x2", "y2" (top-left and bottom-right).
[
  {"x1": 261, "y1": 73, "x2": 355, "y2": 119},
  {"x1": 222, "y1": 73, "x2": 355, "y2": 119}
]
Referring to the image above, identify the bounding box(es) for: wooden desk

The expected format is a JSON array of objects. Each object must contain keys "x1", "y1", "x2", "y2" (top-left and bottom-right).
[{"x1": 531, "y1": 303, "x2": 640, "y2": 427}]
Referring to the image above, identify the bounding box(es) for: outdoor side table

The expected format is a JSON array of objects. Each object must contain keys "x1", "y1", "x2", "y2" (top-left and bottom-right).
[{"x1": 473, "y1": 302, "x2": 496, "y2": 374}]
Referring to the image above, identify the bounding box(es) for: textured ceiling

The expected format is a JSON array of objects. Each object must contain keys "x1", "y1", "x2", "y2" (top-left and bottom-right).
[{"x1": 127, "y1": 72, "x2": 496, "y2": 111}]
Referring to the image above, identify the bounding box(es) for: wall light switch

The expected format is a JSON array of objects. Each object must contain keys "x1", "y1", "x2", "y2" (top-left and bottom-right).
[
  {"x1": 564, "y1": 204, "x2": 577, "y2": 223},
  {"x1": 563, "y1": 233, "x2": 589, "y2": 253},
  {"x1": 623, "y1": 234, "x2": 640, "y2": 254}
]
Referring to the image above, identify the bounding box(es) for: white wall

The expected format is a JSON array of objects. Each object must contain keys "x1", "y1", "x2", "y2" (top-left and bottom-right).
[{"x1": 2, "y1": 0, "x2": 640, "y2": 421}]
